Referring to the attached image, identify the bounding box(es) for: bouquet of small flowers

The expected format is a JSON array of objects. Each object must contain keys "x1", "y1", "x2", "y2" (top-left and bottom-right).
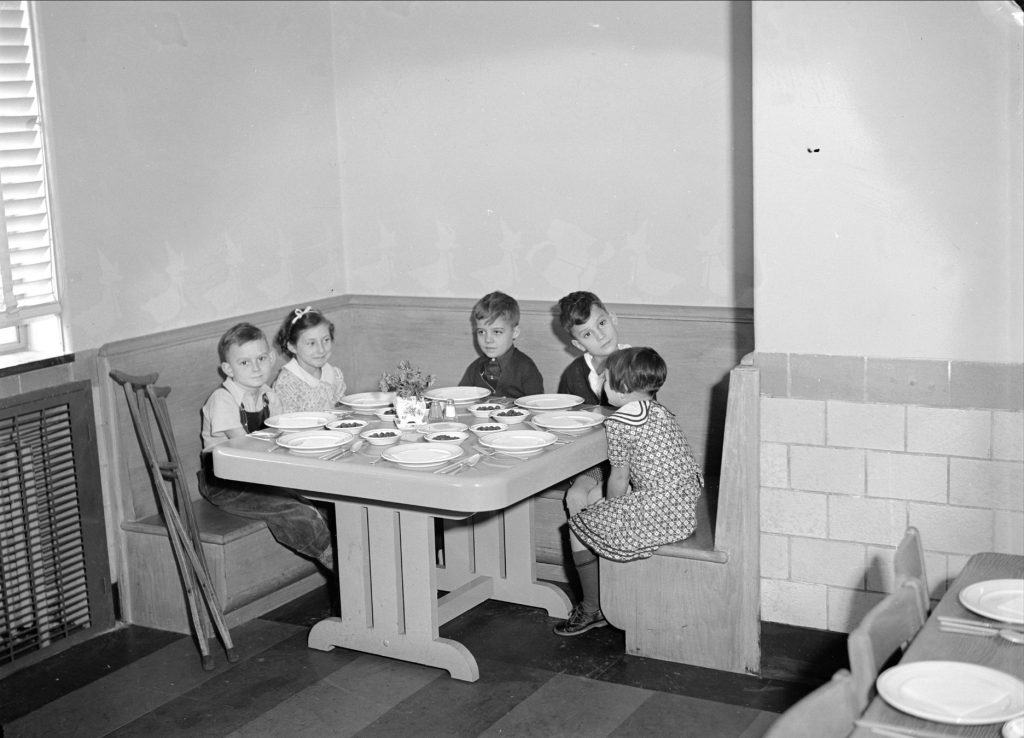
[{"x1": 379, "y1": 360, "x2": 436, "y2": 398}]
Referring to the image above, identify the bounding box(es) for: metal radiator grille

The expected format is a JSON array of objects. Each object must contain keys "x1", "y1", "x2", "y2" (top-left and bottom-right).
[{"x1": 0, "y1": 380, "x2": 111, "y2": 671}]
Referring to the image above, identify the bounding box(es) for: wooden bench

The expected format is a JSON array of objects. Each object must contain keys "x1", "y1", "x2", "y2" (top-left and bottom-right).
[
  {"x1": 600, "y1": 356, "x2": 761, "y2": 675},
  {"x1": 121, "y1": 499, "x2": 320, "y2": 634}
]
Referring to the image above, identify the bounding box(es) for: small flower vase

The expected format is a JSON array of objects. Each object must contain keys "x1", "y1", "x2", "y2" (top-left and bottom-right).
[{"x1": 394, "y1": 394, "x2": 428, "y2": 430}]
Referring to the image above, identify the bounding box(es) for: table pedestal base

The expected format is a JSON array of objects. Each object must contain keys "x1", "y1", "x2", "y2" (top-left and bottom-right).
[{"x1": 309, "y1": 496, "x2": 570, "y2": 682}]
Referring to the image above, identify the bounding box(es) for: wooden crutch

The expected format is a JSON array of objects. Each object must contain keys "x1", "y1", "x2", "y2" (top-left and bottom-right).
[{"x1": 110, "y1": 370, "x2": 237, "y2": 669}]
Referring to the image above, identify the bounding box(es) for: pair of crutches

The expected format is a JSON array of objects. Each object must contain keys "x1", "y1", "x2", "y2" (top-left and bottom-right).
[{"x1": 110, "y1": 370, "x2": 237, "y2": 670}]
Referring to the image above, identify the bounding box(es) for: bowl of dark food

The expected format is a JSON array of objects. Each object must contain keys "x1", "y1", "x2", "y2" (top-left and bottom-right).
[
  {"x1": 424, "y1": 431, "x2": 469, "y2": 444},
  {"x1": 470, "y1": 422, "x2": 508, "y2": 437},
  {"x1": 490, "y1": 407, "x2": 529, "y2": 424},
  {"x1": 374, "y1": 407, "x2": 398, "y2": 424},
  {"x1": 326, "y1": 418, "x2": 369, "y2": 432},
  {"x1": 469, "y1": 402, "x2": 505, "y2": 419},
  {"x1": 360, "y1": 428, "x2": 402, "y2": 446}
]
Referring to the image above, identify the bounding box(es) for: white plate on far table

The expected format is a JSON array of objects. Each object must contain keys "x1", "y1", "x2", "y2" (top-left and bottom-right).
[
  {"x1": 876, "y1": 661, "x2": 1024, "y2": 725},
  {"x1": 338, "y1": 392, "x2": 396, "y2": 414},
  {"x1": 960, "y1": 579, "x2": 1024, "y2": 624},
  {"x1": 264, "y1": 412, "x2": 334, "y2": 431},
  {"x1": 276, "y1": 430, "x2": 353, "y2": 455},
  {"x1": 382, "y1": 443, "x2": 463, "y2": 469},
  {"x1": 515, "y1": 394, "x2": 585, "y2": 411},
  {"x1": 531, "y1": 410, "x2": 605, "y2": 434},
  {"x1": 478, "y1": 429, "x2": 558, "y2": 457},
  {"x1": 423, "y1": 386, "x2": 490, "y2": 406}
]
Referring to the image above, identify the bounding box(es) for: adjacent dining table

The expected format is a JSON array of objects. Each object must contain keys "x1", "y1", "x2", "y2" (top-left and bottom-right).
[
  {"x1": 212, "y1": 406, "x2": 609, "y2": 682},
  {"x1": 850, "y1": 551, "x2": 1024, "y2": 738}
]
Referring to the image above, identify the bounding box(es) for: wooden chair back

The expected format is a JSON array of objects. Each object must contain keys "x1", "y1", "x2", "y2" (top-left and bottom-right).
[
  {"x1": 763, "y1": 668, "x2": 859, "y2": 738},
  {"x1": 846, "y1": 581, "x2": 925, "y2": 711},
  {"x1": 894, "y1": 525, "x2": 928, "y2": 622}
]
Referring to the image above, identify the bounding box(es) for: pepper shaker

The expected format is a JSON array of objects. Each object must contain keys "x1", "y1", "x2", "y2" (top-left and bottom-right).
[{"x1": 428, "y1": 400, "x2": 443, "y2": 423}]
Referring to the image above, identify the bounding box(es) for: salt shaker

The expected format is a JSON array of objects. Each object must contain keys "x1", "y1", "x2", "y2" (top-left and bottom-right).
[{"x1": 443, "y1": 398, "x2": 457, "y2": 421}]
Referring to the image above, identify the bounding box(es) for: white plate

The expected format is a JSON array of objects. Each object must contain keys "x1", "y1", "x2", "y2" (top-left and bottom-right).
[
  {"x1": 338, "y1": 392, "x2": 396, "y2": 413},
  {"x1": 423, "y1": 386, "x2": 490, "y2": 405},
  {"x1": 382, "y1": 443, "x2": 463, "y2": 468},
  {"x1": 514, "y1": 394, "x2": 585, "y2": 411},
  {"x1": 1004, "y1": 716, "x2": 1024, "y2": 738},
  {"x1": 264, "y1": 412, "x2": 334, "y2": 430},
  {"x1": 877, "y1": 661, "x2": 1024, "y2": 725},
  {"x1": 276, "y1": 430, "x2": 353, "y2": 454},
  {"x1": 531, "y1": 410, "x2": 605, "y2": 433},
  {"x1": 960, "y1": 579, "x2": 1024, "y2": 625},
  {"x1": 478, "y1": 429, "x2": 558, "y2": 456},
  {"x1": 421, "y1": 422, "x2": 468, "y2": 434}
]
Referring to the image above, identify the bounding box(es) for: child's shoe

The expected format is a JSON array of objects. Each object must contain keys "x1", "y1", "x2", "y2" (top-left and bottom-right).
[{"x1": 553, "y1": 604, "x2": 607, "y2": 637}]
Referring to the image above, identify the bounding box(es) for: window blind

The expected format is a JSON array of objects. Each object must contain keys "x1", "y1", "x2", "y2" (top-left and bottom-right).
[{"x1": 0, "y1": 0, "x2": 56, "y2": 325}]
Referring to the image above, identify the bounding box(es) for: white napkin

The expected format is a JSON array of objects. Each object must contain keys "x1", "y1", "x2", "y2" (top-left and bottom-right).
[{"x1": 901, "y1": 675, "x2": 1008, "y2": 718}]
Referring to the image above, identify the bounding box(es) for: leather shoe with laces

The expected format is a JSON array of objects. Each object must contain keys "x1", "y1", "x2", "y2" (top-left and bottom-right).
[{"x1": 553, "y1": 604, "x2": 607, "y2": 637}]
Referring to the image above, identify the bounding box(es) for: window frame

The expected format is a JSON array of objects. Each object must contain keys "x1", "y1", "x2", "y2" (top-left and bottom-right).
[{"x1": 0, "y1": 0, "x2": 65, "y2": 368}]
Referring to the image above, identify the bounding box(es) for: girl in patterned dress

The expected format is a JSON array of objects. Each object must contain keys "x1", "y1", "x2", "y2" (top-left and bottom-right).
[
  {"x1": 555, "y1": 346, "x2": 704, "y2": 636},
  {"x1": 272, "y1": 306, "x2": 348, "y2": 414}
]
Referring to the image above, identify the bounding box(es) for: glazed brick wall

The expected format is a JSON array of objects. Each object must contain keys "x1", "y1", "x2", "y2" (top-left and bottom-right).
[{"x1": 755, "y1": 353, "x2": 1024, "y2": 632}]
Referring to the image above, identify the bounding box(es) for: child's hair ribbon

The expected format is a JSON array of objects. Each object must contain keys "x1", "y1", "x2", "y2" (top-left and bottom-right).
[{"x1": 290, "y1": 306, "x2": 316, "y2": 325}]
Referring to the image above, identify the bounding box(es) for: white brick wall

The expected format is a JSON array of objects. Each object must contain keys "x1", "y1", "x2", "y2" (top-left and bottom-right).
[{"x1": 757, "y1": 368, "x2": 1023, "y2": 633}]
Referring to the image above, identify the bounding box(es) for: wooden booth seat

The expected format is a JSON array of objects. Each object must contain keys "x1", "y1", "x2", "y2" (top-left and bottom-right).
[
  {"x1": 121, "y1": 499, "x2": 320, "y2": 634},
  {"x1": 600, "y1": 357, "x2": 761, "y2": 675}
]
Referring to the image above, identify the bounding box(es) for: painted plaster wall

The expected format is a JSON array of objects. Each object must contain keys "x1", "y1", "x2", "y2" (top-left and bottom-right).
[
  {"x1": 34, "y1": 1, "x2": 344, "y2": 351},
  {"x1": 753, "y1": 0, "x2": 1023, "y2": 363},
  {"x1": 328, "y1": 1, "x2": 750, "y2": 307},
  {"x1": 752, "y1": 1, "x2": 1024, "y2": 631},
  {"x1": 35, "y1": 0, "x2": 749, "y2": 353}
]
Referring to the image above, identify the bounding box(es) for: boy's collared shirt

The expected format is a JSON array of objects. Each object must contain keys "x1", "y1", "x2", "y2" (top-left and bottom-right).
[
  {"x1": 583, "y1": 343, "x2": 630, "y2": 400},
  {"x1": 201, "y1": 378, "x2": 280, "y2": 451}
]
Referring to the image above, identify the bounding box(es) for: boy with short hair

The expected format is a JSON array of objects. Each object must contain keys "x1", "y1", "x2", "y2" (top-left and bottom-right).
[
  {"x1": 556, "y1": 291, "x2": 627, "y2": 406},
  {"x1": 552, "y1": 291, "x2": 630, "y2": 636},
  {"x1": 458, "y1": 291, "x2": 544, "y2": 399},
  {"x1": 200, "y1": 322, "x2": 334, "y2": 573}
]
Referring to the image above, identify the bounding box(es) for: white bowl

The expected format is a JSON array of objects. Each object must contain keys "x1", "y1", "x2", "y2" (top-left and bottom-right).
[
  {"x1": 374, "y1": 407, "x2": 398, "y2": 424},
  {"x1": 424, "y1": 431, "x2": 469, "y2": 444},
  {"x1": 470, "y1": 422, "x2": 508, "y2": 437},
  {"x1": 468, "y1": 402, "x2": 505, "y2": 419},
  {"x1": 490, "y1": 407, "x2": 530, "y2": 424},
  {"x1": 360, "y1": 428, "x2": 402, "y2": 446},
  {"x1": 326, "y1": 418, "x2": 369, "y2": 432}
]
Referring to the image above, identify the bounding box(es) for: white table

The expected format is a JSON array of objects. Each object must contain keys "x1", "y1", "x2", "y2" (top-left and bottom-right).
[
  {"x1": 851, "y1": 552, "x2": 1024, "y2": 738},
  {"x1": 212, "y1": 417, "x2": 608, "y2": 681}
]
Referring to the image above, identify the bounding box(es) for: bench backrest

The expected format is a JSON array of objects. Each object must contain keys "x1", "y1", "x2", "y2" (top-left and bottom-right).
[{"x1": 99, "y1": 295, "x2": 752, "y2": 521}]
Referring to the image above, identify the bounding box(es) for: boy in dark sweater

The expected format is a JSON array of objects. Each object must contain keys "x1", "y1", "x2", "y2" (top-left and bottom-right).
[{"x1": 458, "y1": 291, "x2": 544, "y2": 399}]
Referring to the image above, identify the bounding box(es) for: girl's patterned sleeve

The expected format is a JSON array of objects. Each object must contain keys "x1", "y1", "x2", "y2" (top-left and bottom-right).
[
  {"x1": 330, "y1": 365, "x2": 347, "y2": 404},
  {"x1": 273, "y1": 371, "x2": 304, "y2": 414},
  {"x1": 267, "y1": 387, "x2": 283, "y2": 417},
  {"x1": 605, "y1": 417, "x2": 635, "y2": 467}
]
